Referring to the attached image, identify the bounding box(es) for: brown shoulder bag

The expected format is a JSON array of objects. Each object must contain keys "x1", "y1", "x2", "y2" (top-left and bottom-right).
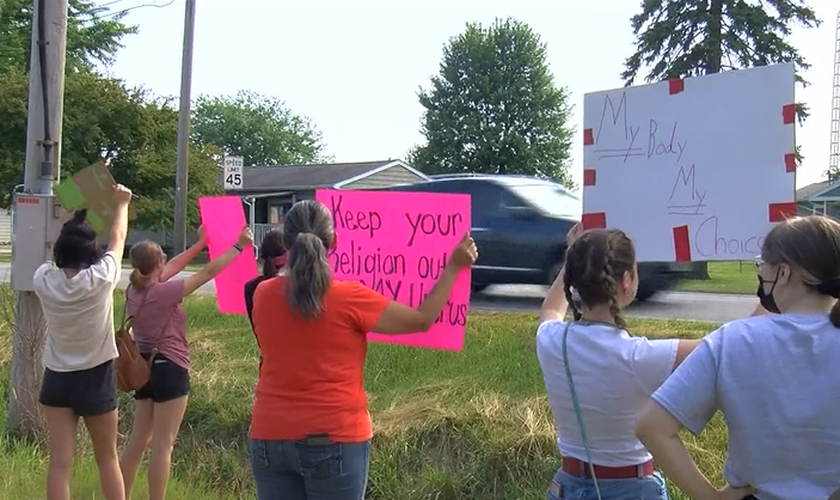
[{"x1": 115, "y1": 287, "x2": 170, "y2": 393}]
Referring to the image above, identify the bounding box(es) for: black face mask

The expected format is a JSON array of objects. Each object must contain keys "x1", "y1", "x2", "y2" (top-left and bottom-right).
[{"x1": 756, "y1": 267, "x2": 781, "y2": 314}]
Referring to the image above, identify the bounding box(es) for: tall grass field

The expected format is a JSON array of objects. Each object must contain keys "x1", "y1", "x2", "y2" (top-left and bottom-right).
[{"x1": 0, "y1": 293, "x2": 730, "y2": 499}]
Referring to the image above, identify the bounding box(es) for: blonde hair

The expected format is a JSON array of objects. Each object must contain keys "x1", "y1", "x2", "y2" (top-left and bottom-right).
[{"x1": 129, "y1": 240, "x2": 164, "y2": 290}]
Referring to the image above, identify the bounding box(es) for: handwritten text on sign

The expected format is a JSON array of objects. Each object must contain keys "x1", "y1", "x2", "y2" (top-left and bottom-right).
[
  {"x1": 315, "y1": 189, "x2": 471, "y2": 351},
  {"x1": 582, "y1": 63, "x2": 795, "y2": 262}
]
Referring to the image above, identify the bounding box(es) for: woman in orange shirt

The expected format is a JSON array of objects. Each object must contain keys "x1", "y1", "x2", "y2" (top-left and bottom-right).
[{"x1": 249, "y1": 200, "x2": 477, "y2": 500}]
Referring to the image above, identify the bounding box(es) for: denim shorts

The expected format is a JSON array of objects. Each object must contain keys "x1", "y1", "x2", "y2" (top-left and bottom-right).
[
  {"x1": 249, "y1": 438, "x2": 371, "y2": 500},
  {"x1": 548, "y1": 469, "x2": 670, "y2": 500}
]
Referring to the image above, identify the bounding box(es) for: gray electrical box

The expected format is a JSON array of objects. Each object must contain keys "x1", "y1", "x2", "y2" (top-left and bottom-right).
[{"x1": 11, "y1": 193, "x2": 65, "y2": 292}]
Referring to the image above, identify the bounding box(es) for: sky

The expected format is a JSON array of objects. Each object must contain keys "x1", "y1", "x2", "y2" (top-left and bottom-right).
[{"x1": 106, "y1": 0, "x2": 840, "y2": 192}]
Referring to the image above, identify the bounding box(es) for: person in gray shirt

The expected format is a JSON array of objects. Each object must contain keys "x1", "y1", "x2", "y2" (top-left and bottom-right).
[{"x1": 635, "y1": 215, "x2": 840, "y2": 500}]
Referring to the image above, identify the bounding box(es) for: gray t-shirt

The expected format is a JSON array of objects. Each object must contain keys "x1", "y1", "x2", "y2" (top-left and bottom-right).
[{"x1": 652, "y1": 313, "x2": 840, "y2": 500}]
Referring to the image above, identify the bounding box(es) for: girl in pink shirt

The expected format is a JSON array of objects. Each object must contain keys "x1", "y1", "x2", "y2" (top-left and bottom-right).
[{"x1": 119, "y1": 226, "x2": 253, "y2": 500}]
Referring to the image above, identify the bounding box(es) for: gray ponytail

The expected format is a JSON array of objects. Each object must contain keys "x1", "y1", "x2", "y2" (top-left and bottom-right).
[{"x1": 283, "y1": 200, "x2": 336, "y2": 319}]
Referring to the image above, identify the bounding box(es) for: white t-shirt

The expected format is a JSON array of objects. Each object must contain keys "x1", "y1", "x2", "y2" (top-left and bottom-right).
[
  {"x1": 536, "y1": 320, "x2": 678, "y2": 467},
  {"x1": 652, "y1": 314, "x2": 840, "y2": 500},
  {"x1": 33, "y1": 251, "x2": 121, "y2": 372}
]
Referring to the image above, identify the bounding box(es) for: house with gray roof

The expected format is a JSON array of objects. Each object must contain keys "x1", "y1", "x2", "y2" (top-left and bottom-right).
[
  {"x1": 225, "y1": 159, "x2": 429, "y2": 239},
  {"x1": 796, "y1": 180, "x2": 840, "y2": 218}
]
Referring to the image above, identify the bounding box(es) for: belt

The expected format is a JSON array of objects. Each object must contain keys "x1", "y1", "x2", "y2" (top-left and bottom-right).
[{"x1": 562, "y1": 457, "x2": 655, "y2": 479}]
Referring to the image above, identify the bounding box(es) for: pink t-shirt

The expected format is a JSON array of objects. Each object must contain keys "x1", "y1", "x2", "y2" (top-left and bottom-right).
[{"x1": 125, "y1": 280, "x2": 190, "y2": 370}]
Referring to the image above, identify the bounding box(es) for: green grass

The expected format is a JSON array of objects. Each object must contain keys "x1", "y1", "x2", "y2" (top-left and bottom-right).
[
  {"x1": 675, "y1": 261, "x2": 756, "y2": 295},
  {"x1": 0, "y1": 294, "x2": 729, "y2": 499}
]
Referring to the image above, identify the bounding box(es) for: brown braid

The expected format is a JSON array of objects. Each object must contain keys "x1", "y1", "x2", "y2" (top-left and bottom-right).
[
  {"x1": 563, "y1": 228, "x2": 635, "y2": 328},
  {"x1": 600, "y1": 236, "x2": 626, "y2": 328}
]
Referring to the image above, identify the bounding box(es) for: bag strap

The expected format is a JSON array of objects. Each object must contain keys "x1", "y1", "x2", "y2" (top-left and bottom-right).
[
  {"x1": 561, "y1": 322, "x2": 603, "y2": 500},
  {"x1": 119, "y1": 286, "x2": 148, "y2": 332},
  {"x1": 119, "y1": 292, "x2": 129, "y2": 331}
]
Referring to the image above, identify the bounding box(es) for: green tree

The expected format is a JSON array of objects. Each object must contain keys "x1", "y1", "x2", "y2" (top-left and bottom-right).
[
  {"x1": 0, "y1": 0, "x2": 137, "y2": 75},
  {"x1": 411, "y1": 17, "x2": 574, "y2": 187},
  {"x1": 622, "y1": 0, "x2": 819, "y2": 121},
  {"x1": 113, "y1": 95, "x2": 223, "y2": 232},
  {"x1": 0, "y1": 72, "x2": 220, "y2": 228},
  {"x1": 0, "y1": 70, "x2": 28, "y2": 202},
  {"x1": 191, "y1": 90, "x2": 328, "y2": 167}
]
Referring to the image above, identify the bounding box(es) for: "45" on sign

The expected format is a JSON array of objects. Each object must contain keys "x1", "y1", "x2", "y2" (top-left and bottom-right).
[{"x1": 223, "y1": 156, "x2": 244, "y2": 190}]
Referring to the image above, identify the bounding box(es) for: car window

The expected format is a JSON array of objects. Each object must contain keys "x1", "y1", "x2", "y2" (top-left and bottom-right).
[
  {"x1": 507, "y1": 182, "x2": 581, "y2": 219},
  {"x1": 377, "y1": 179, "x2": 504, "y2": 225},
  {"x1": 418, "y1": 180, "x2": 490, "y2": 225},
  {"x1": 500, "y1": 189, "x2": 528, "y2": 209}
]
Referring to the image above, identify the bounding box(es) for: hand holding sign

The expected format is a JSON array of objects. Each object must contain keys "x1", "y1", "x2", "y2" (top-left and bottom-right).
[
  {"x1": 112, "y1": 184, "x2": 133, "y2": 206},
  {"x1": 197, "y1": 225, "x2": 208, "y2": 246},
  {"x1": 448, "y1": 233, "x2": 478, "y2": 270},
  {"x1": 237, "y1": 226, "x2": 255, "y2": 248},
  {"x1": 54, "y1": 162, "x2": 137, "y2": 232}
]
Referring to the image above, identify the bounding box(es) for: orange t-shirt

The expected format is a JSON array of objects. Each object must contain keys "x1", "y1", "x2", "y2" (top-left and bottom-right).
[{"x1": 249, "y1": 277, "x2": 390, "y2": 442}]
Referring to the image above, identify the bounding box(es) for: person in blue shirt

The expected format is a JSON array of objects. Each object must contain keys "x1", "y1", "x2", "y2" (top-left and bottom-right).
[{"x1": 636, "y1": 215, "x2": 840, "y2": 500}]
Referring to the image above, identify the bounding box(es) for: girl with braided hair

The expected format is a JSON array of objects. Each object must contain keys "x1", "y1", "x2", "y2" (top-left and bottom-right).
[{"x1": 536, "y1": 224, "x2": 703, "y2": 500}]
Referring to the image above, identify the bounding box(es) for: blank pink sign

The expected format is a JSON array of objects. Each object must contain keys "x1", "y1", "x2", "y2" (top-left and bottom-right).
[
  {"x1": 198, "y1": 196, "x2": 258, "y2": 315},
  {"x1": 315, "y1": 189, "x2": 471, "y2": 351}
]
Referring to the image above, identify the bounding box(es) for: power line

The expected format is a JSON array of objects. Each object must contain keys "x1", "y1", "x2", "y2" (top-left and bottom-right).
[{"x1": 92, "y1": 0, "x2": 177, "y2": 19}]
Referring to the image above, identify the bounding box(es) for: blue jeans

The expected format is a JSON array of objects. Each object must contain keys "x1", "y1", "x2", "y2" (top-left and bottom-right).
[
  {"x1": 548, "y1": 469, "x2": 670, "y2": 500},
  {"x1": 249, "y1": 438, "x2": 371, "y2": 500}
]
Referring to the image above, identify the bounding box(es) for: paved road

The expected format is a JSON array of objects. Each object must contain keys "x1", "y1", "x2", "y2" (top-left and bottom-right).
[
  {"x1": 0, "y1": 263, "x2": 756, "y2": 324},
  {"x1": 477, "y1": 286, "x2": 756, "y2": 323}
]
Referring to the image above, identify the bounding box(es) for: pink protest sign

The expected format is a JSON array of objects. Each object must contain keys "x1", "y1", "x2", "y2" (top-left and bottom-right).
[
  {"x1": 315, "y1": 189, "x2": 471, "y2": 351},
  {"x1": 198, "y1": 196, "x2": 258, "y2": 315}
]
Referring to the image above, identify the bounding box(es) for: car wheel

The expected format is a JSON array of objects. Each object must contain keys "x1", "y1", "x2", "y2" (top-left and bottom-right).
[{"x1": 635, "y1": 288, "x2": 657, "y2": 302}]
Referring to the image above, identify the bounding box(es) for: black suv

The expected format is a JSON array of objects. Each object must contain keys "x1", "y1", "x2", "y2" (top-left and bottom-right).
[{"x1": 374, "y1": 174, "x2": 689, "y2": 300}]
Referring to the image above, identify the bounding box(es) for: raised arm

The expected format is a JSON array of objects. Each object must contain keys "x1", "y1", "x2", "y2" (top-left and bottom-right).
[
  {"x1": 372, "y1": 233, "x2": 478, "y2": 334},
  {"x1": 182, "y1": 226, "x2": 253, "y2": 297},
  {"x1": 540, "y1": 266, "x2": 569, "y2": 323},
  {"x1": 161, "y1": 225, "x2": 208, "y2": 282},
  {"x1": 106, "y1": 184, "x2": 132, "y2": 260},
  {"x1": 540, "y1": 222, "x2": 582, "y2": 323}
]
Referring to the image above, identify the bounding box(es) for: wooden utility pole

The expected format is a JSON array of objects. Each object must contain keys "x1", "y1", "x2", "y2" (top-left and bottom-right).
[
  {"x1": 8, "y1": 0, "x2": 68, "y2": 438},
  {"x1": 173, "y1": 0, "x2": 197, "y2": 254}
]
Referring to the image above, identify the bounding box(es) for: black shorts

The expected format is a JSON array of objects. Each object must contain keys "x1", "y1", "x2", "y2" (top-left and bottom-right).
[
  {"x1": 39, "y1": 359, "x2": 117, "y2": 417},
  {"x1": 133, "y1": 354, "x2": 190, "y2": 403}
]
